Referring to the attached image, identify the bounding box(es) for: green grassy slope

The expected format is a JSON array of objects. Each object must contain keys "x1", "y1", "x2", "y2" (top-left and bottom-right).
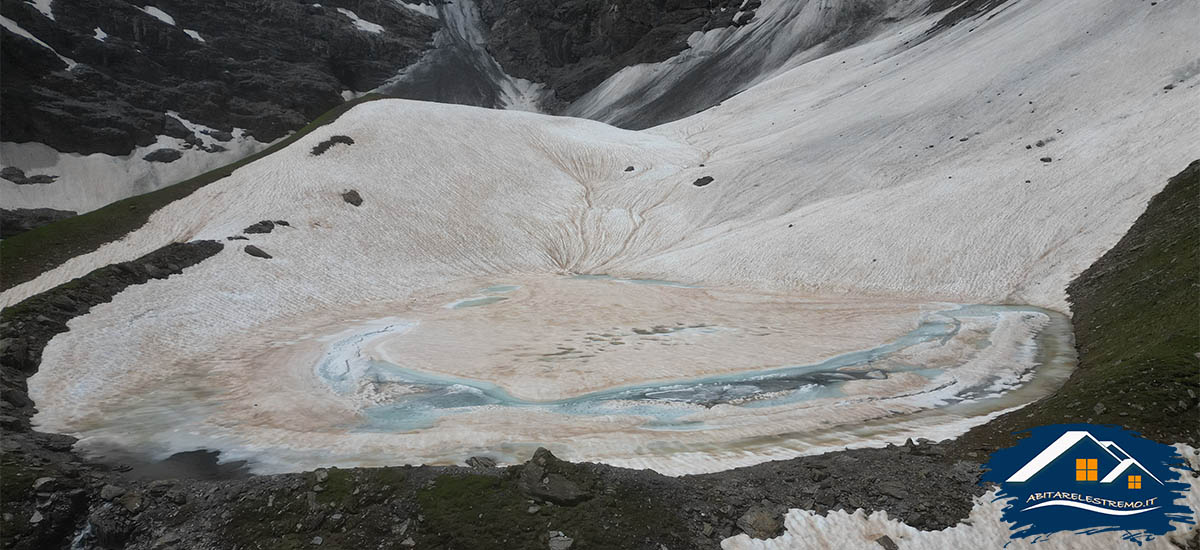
[{"x1": 954, "y1": 159, "x2": 1200, "y2": 455}]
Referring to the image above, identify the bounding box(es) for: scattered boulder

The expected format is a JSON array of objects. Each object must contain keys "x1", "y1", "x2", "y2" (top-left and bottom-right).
[
  {"x1": 548, "y1": 531, "x2": 574, "y2": 550},
  {"x1": 466, "y1": 456, "x2": 497, "y2": 469},
  {"x1": 0, "y1": 167, "x2": 58, "y2": 185},
  {"x1": 1, "y1": 166, "x2": 27, "y2": 184},
  {"x1": 88, "y1": 505, "x2": 134, "y2": 547},
  {"x1": 144, "y1": 148, "x2": 183, "y2": 163},
  {"x1": 162, "y1": 116, "x2": 193, "y2": 139},
  {"x1": 693, "y1": 176, "x2": 714, "y2": 187},
  {"x1": 312, "y1": 135, "x2": 355, "y2": 156},
  {"x1": 226, "y1": 235, "x2": 248, "y2": 241},
  {"x1": 204, "y1": 130, "x2": 234, "y2": 142},
  {"x1": 342, "y1": 190, "x2": 364, "y2": 206},
  {"x1": 243, "y1": 221, "x2": 276, "y2": 234},
  {"x1": 244, "y1": 245, "x2": 272, "y2": 259},
  {"x1": 624, "y1": 166, "x2": 634, "y2": 172},
  {"x1": 875, "y1": 535, "x2": 899, "y2": 550},
  {"x1": 518, "y1": 448, "x2": 592, "y2": 505},
  {"x1": 736, "y1": 505, "x2": 784, "y2": 539},
  {"x1": 1039, "y1": 157, "x2": 1053, "y2": 163},
  {"x1": 99, "y1": 485, "x2": 127, "y2": 501}
]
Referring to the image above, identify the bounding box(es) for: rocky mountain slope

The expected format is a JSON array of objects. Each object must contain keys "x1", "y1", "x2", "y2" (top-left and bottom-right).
[{"x1": 1, "y1": 0, "x2": 437, "y2": 156}]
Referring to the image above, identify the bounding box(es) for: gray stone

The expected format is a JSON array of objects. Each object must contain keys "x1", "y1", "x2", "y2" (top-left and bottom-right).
[
  {"x1": 1094, "y1": 402, "x2": 1107, "y2": 415},
  {"x1": 244, "y1": 245, "x2": 272, "y2": 259},
  {"x1": 100, "y1": 484, "x2": 127, "y2": 500},
  {"x1": 144, "y1": 148, "x2": 183, "y2": 163},
  {"x1": 875, "y1": 535, "x2": 899, "y2": 550},
  {"x1": 466, "y1": 456, "x2": 497, "y2": 468},
  {"x1": 548, "y1": 531, "x2": 574, "y2": 550},
  {"x1": 342, "y1": 189, "x2": 364, "y2": 206},
  {"x1": 737, "y1": 506, "x2": 783, "y2": 539}
]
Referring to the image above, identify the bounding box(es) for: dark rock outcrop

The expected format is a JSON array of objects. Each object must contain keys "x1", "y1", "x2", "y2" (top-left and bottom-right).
[
  {"x1": 693, "y1": 176, "x2": 714, "y2": 187},
  {"x1": 243, "y1": 221, "x2": 277, "y2": 234},
  {"x1": 0, "y1": 208, "x2": 76, "y2": 238},
  {"x1": 1, "y1": 0, "x2": 438, "y2": 156},
  {"x1": 0, "y1": 167, "x2": 57, "y2": 185},
  {"x1": 312, "y1": 135, "x2": 355, "y2": 156}
]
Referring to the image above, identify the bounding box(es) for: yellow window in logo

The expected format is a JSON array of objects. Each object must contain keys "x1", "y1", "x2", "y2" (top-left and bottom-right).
[
  {"x1": 1128, "y1": 475, "x2": 1142, "y2": 489},
  {"x1": 1075, "y1": 458, "x2": 1098, "y2": 481}
]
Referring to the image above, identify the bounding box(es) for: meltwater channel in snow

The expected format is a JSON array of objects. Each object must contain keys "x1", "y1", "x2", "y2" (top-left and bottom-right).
[{"x1": 32, "y1": 274, "x2": 1074, "y2": 475}]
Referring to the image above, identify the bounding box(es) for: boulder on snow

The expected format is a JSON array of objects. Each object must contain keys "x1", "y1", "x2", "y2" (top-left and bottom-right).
[
  {"x1": 204, "y1": 130, "x2": 234, "y2": 142},
  {"x1": 693, "y1": 176, "x2": 714, "y2": 187},
  {"x1": 342, "y1": 190, "x2": 363, "y2": 206},
  {"x1": 1, "y1": 167, "x2": 57, "y2": 185},
  {"x1": 144, "y1": 148, "x2": 183, "y2": 163},
  {"x1": 244, "y1": 245, "x2": 272, "y2": 259},
  {"x1": 243, "y1": 221, "x2": 276, "y2": 234}
]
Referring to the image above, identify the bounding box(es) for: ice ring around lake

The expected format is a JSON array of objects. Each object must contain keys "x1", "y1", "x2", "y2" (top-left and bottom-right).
[{"x1": 31, "y1": 274, "x2": 1074, "y2": 474}]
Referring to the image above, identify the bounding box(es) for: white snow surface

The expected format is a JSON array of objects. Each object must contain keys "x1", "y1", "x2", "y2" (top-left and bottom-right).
[
  {"x1": 393, "y1": 0, "x2": 437, "y2": 18},
  {"x1": 27, "y1": 0, "x2": 54, "y2": 20},
  {"x1": 183, "y1": 29, "x2": 204, "y2": 42},
  {"x1": 336, "y1": 8, "x2": 384, "y2": 34},
  {"x1": 92, "y1": 27, "x2": 108, "y2": 41},
  {"x1": 2, "y1": 0, "x2": 1194, "y2": 310},
  {"x1": 138, "y1": 6, "x2": 175, "y2": 26},
  {"x1": 0, "y1": 114, "x2": 272, "y2": 214},
  {"x1": 4, "y1": 0, "x2": 1198, "y2": 485},
  {"x1": 721, "y1": 444, "x2": 1200, "y2": 549}
]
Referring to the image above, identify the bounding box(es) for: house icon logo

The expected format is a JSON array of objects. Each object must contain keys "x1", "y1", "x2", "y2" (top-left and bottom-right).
[{"x1": 982, "y1": 424, "x2": 1193, "y2": 543}]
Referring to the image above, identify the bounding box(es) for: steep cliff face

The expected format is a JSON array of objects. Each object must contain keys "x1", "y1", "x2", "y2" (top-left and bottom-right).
[
  {"x1": 0, "y1": 0, "x2": 438, "y2": 156},
  {"x1": 477, "y1": 0, "x2": 757, "y2": 111}
]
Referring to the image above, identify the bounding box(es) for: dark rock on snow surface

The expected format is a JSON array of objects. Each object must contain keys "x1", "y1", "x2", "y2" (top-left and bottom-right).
[
  {"x1": 243, "y1": 245, "x2": 272, "y2": 259},
  {"x1": 142, "y1": 148, "x2": 182, "y2": 163},
  {"x1": 343, "y1": 189, "x2": 364, "y2": 206},
  {"x1": 1, "y1": 166, "x2": 57, "y2": 185},
  {"x1": 242, "y1": 220, "x2": 280, "y2": 235},
  {"x1": 693, "y1": 176, "x2": 714, "y2": 187},
  {"x1": 312, "y1": 135, "x2": 356, "y2": 156}
]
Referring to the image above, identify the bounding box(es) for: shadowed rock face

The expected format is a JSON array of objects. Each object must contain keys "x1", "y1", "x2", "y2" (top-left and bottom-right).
[
  {"x1": 0, "y1": 0, "x2": 438, "y2": 155},
  {"x1": 478, "y1": 0, "x2": 755, "y2": 110}
]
